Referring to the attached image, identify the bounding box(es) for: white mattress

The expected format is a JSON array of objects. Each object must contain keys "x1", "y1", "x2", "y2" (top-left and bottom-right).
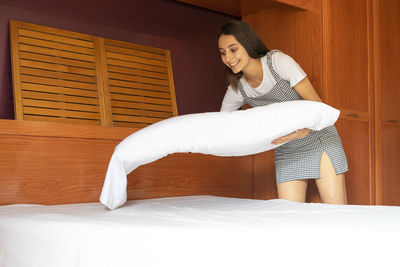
[{"x1": 1, "y1": 196, "x2": 400, "y2": 267}]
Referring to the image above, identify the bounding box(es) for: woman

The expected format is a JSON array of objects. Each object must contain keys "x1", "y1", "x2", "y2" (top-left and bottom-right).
[{"x1": 218, "y1": 20, "x2": 348, "y2": 204}]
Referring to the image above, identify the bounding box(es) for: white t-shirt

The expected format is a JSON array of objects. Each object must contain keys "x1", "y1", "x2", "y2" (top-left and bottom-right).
[{"x1": 220, "y1": 51, "x2": 307, "y2": 111}]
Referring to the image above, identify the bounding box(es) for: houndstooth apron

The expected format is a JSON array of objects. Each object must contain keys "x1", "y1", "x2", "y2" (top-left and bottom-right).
[{"x1": 238, "y1": 49, "x2": 348, "y2": 184}]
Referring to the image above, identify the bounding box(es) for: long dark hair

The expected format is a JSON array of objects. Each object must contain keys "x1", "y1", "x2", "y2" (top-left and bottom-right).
[{"x1": 217, "y1": 20, "x2": 269, "y2": 90}]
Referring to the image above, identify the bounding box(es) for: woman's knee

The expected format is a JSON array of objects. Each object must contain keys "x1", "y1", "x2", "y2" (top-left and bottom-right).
[{"x1": 316, "y1": 173, "x2": 347, "y2": 204}]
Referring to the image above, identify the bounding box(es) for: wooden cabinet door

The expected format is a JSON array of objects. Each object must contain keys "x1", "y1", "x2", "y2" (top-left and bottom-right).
[
  {"x1": 336, "y1": 119, "x2": 373, "y2": 204},
  {"x1": 323, "y1": 0, "x2": 371, "y2": 114},
  {"x1": 323, "y1": 0, "x2": 374, "y2": 204},
  {"x1": 375, "y1": 0, "x2": 400, "y2": 205},
  {"x1": 378, "y1": 0, "x2": 400, "y2": 122},
  {"x1": 380, "y1": 124, "x2": 400, "y2": 205}
]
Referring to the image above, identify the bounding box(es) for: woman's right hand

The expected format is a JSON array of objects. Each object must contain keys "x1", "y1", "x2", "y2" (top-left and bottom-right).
[{"x1": 271, "y1": 128, "x2": 310, "y2": 145}]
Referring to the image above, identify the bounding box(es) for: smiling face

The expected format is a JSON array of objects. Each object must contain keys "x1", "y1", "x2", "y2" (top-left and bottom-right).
[{"x1": 218, "y1": 34, "x2": 251, "y2": 74}]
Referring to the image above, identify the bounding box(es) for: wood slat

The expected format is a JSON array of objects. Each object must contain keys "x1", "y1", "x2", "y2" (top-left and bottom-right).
[
  {"x1": 110, "y1": 93, "x2": 172, "y2": 106},
  {"x1": 111, "y1": 100, "x2": 173, "y2": 112},
  {"x1": 106, "y1": 58, "x2": 168, "y2": 74},
  {"x1": 23, "y1": 99, "x2": 99, "y2": 113},
  {"x1": 10, "y1": 20, "x2": 23, "y2": 120},
  {"x1": 108, "y1": 65, "x2": 168, "y2": 80},
  {"x1": 16, "y1": 21, "x2": 93, "y2": 41},
  {"x1": 96, "y1": 37, "x2": 112, "y2": 126},
  {"x1": 112, "y1": 107, "x2": 172, "y2": 119},
  {"x1": 19, "y1": 51, "x2": 96, "y2": 69},
  {"x1": 93, "y1": 37, "x2": 110, "y2": 126},
  {"x1": 18, "y1": 36, "x2": 94, "y2": 55},
  {"x1": 19, "y1": 44, "x2": 96, "y2": 62},
  {"x1": 109, "y1": 86, "x2": 171, "y2": 99},
  {"x1": 23, "y1": 106, "x2": 100, "y2": 120},
  {"x1": 23, "y1": 115, "x2": 101, "y2": 125},
  {"x1": 165, "y1": 50, "x2": 178, "y2": 116},
  {"x1": 20, "y1": 67, "x2": 97, "y2": 84},
  {"x1": 22, "y1": 83, "x2": 98, "y2": 98},
  {"x1": 106, "y1": 45, "x2": 167, "y2": 61},
  {"x1": 108, "y1": 72, "x2": 170, "y2": 87},
  {"x1": 20, "y1": 59, "x2": 97, "y2": 76},
  {"x1": 104, "y1": 38, "x2": 166, "y2": 55},
  {"x1": 21, "y1": 75, "x2": 98, "y2": 91},
  {"x1": 108, "y1": 79, "x2": 170, "y2": 93},
  {"x1": 22, "y1": 91, "x2": 99, "y2": 105},
  {"x1": 18, "y1": 28, "x2": 94, "y2": 48},
  {"x1": 112, "y1": 114, "x2": 164, "y2": 124},
  {"x1": 106, "y1": 52, "x2": 167, "y2": 68},
  {"x1": 113, "y1": 121, "x2": 150, "y2": 128}
]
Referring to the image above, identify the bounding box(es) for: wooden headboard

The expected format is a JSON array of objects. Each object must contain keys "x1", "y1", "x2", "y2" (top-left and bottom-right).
[
  {"x1": 0, "y1": 119, "x2": 277, "y2": 205},
  {"x1": 9, "y1": 20, "x2": 178, "y2": 128}
]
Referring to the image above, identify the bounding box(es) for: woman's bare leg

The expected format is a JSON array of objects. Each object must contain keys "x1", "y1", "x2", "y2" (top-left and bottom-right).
[
  {"x1": 277, "y1": 179, "x2": 308, "y2": 202},
  {"x1": 316, "y1": 152, "x2": 347, "y2": 204}
]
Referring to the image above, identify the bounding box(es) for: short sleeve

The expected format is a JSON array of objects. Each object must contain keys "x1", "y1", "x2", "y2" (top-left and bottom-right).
[
  {"x1": 273, "y1": 52, "x2": 307, "y2": 87},
  {"x1": 220, "y1": 86, "x2": 244, "y2": 112}
]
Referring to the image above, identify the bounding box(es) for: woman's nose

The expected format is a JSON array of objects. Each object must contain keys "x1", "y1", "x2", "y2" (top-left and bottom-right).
[{"x1": 225, "y1": 52, "x2": 233, "y2": 62}]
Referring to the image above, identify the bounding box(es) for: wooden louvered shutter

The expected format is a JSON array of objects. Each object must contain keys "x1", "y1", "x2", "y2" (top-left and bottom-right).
[
  {"x1": 9, "y1": 20, "x2": 107, "y2": 125},
  {"x1": 101, "y1": 38, "x2": 178, "y2": 128},
  {"x1": 9, "y1": 20, "x2": 178, "y2": 128}
]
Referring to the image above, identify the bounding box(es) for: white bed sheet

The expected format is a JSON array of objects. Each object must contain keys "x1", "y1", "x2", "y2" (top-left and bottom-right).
[{"x1": 1, "y1": 196, "x2": 399, "y2": 267}]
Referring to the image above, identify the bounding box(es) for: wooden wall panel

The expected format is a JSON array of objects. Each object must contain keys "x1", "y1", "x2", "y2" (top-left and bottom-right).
[
  {"x1": 381, "y1": 124, "x2": 400, "y2": 206},
  {"x1": 253, "y1": 151, "x2": 277, "y2": 200},
  {"x1": 0, "y1": 119, "x2": 255, "y2": 205},
  {"x1": 243, "y1": 1, "x2": 324, "y2": 99},
  {"x1": 322, "y1": 0, "x2": 375, "y2": 204},
  {"x1": 323, "y1": 0, "x2": 370, "y2": 113},
  {"x1": 374, "y1": 0, "x2": 400, "y2": 205},
  {"x1": 0, "y1": 134, "x2": 116, "y2": 204},
  {"x1": 378, "y1": 0, "x2": 400, "y2": 121},
  {"x1": 336, "y1": 119, "x2": 372, "y2": 204},
  {"x1": 127, "y1": 154, "x2": 254, "y2": 200}
]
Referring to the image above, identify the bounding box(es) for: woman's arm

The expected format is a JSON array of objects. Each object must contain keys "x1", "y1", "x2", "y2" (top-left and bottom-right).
[
  {"x1": 293, "y1": 77, "x2": 322, "y2": 102},
  {"x1": 220, "y1": 86, "x2": 245, "y2": 112},
  {"x1": 271, "y1": 77, "x2": 322, "y2": 145}
]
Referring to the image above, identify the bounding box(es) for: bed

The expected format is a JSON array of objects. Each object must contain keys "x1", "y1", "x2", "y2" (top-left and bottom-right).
[
  {"x1": 1, "y1": 119, "x2": 400, "y2": 267},
  {"x1": 1, "y1": 195, "x2": 400, "y2": 267}
]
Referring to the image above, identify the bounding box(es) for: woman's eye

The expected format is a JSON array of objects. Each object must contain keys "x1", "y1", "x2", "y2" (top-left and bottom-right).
[{"x1": 231, "y1": 48, "x2": 237, "y2": 53}]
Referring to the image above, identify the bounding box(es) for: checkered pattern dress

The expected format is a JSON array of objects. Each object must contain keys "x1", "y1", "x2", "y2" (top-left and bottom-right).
[{"x1": 238, "y1": 49, "x2": 348, "y2": 184}]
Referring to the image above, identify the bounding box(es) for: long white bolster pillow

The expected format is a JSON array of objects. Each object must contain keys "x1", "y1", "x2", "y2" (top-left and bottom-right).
[{"x1": 100, "y1": 100, "x2": 340, "y2": 210}]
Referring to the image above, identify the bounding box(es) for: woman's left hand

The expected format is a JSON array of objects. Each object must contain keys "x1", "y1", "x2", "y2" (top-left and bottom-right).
[{"x1": 271, "y1": 128, "x2": 311, "y2": 145}]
